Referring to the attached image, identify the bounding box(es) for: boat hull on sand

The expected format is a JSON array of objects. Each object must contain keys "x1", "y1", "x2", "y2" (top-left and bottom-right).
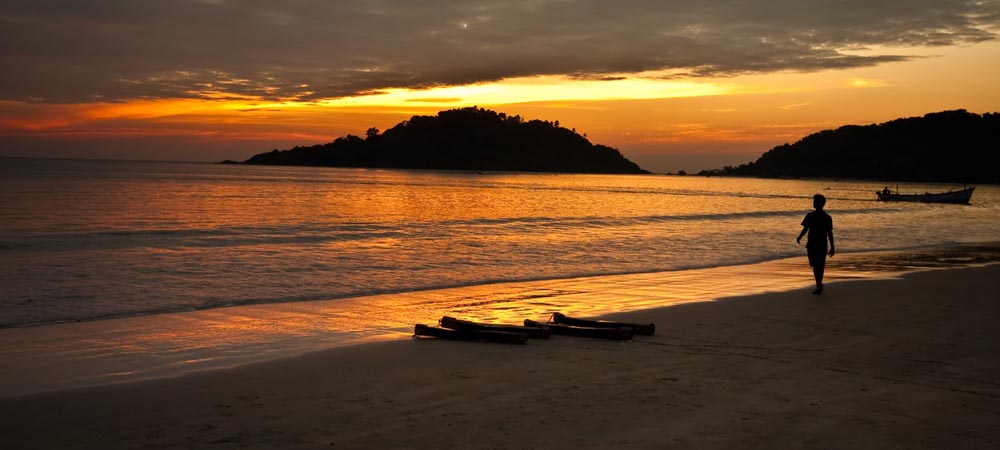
[
  {"x1": 413, "y1": 324, "x2": 528, "y2": 344},
  {"x1": 440, "y1": 316, "x2": 552, "y2": 339},
  {"x1": 551, "y1": 312, "x2": 655, "y2": 336},
  {"x1": 524, "y1": 319, "x2": 634, "y2": 340}
]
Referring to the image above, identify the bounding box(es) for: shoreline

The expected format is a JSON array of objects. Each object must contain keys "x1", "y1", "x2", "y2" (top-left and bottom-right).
[
  {"x1": 1, "y1": 264, "x2": 997, "y2": 449},
  {"x1": 1, "y1": 245, "x2": 998, "y2": 399},
  {"x1": 4, "y1": 241, "x2": 998, "y2": 330}
]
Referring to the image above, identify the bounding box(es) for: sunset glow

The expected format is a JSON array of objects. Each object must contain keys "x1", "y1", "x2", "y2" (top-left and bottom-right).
[
  {"x1": 1, "y1": 1, "x2": 998, "y2": 171},
  {"x1": 5, "y1": 5, "x2": 1000, "y2": 449},
  {"x1": 320, "y1": 74, "x2": 732, "y2": 107}
]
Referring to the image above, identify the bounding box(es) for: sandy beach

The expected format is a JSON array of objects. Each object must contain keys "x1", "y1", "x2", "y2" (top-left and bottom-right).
[
  {"x1": 5, "y1": 3, "x2": 1000, "y2": 450},
  {"x1": 2, "y1": 264, "x2": 998, "y2": 450}
]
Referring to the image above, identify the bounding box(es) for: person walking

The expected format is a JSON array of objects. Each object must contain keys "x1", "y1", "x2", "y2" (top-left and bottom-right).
[{"x1": 797, "y1": 194, "x2": 835, "y2": 294}]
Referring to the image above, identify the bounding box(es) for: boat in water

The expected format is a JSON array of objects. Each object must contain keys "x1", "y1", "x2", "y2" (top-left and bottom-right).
[{"x1": 876, "y1": 186, "x2": 975, "y2": 204}]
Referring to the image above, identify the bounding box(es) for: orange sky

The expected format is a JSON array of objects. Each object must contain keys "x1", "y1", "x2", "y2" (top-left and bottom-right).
[{"x1": 1, "y1": 2, "x2": 999, "y2": 172}]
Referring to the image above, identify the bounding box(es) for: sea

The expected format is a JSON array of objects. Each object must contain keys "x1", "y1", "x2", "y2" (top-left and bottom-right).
[{"x1": 2, "y1": 157, "x2": 999, "y2": 329}]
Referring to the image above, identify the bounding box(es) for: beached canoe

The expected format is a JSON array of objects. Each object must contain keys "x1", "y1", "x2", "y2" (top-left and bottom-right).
[
  {"x1": 875, "y1": 186, "x2": 974, "y2": 204},
  {"x1": 551, "y1": 312, "x2": 655, "y2": 336},
  {"x1": 440, "y1": 316, "x2": 552, "y2": 339},
  {"x1": 523, "y1": 319, "x2": 634, "y2": 340},
  {"x1": 413, "y1": 324, "x2": 528, "y2": 344}
]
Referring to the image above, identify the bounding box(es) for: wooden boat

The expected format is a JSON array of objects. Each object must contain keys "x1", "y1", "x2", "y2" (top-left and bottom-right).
[
  {"x1": 550, "y1": 312, "x2": 656, "y2": 336},
  {"x1": 875, "y1": 186, "x2": 974, "y2": 204},
  {"x1": 524, "y1": 319, "x2": 634, "y2": 340},
  {"x1": 440, "y1": 316, "x2": 552, "y2": 339},
  {"x1": 413, "y1": 324, "x2": 527, "y2": 344}
]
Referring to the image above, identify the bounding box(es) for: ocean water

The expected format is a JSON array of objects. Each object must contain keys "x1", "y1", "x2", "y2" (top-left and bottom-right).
[{"x1": 2, "y1": 158, "x2": 998, "y2": 328}]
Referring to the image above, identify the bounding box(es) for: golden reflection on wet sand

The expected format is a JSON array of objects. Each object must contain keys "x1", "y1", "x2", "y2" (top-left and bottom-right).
[{"x1": 3, "y1": 246, "x2": 994, "y2": 398}]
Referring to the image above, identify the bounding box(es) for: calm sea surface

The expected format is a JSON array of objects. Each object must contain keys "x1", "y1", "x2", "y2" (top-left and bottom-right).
[{"x1": 2, "y1": 158, "x2": 998, "y2": 327}]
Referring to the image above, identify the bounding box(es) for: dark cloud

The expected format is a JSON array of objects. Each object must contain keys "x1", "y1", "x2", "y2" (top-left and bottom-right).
[{"x1": 0, "y1": 0, "x2": 997, "y2": 103}]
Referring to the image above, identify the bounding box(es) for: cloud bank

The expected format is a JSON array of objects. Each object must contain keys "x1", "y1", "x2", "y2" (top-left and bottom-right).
[{"x1": 1, "y1": 0, "x2": 997, "y2": 103}]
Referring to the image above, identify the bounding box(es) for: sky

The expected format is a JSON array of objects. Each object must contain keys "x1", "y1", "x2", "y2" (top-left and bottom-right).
[{"x1": 1, "y1": 0, "x2": 998, "y2": 173}]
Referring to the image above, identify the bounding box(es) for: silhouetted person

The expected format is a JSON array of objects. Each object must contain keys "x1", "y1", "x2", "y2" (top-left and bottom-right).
[{"x1": 797, "y1": 194, "x2": 835, "y2": 295}]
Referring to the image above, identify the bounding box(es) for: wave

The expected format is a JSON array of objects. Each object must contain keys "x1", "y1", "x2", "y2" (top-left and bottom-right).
[
  {"x1": 0, "y1": 213, "x2": 813, "y2": 251},
  {"x1": 4, "y1": 241, "x2": 997, "y2": 329},
  {"x1": 0, "y1": 250, "x2": 809, "y2": 329},
  {"x1": 1, "y1": 205, "x2": 901, "y2": 253}
]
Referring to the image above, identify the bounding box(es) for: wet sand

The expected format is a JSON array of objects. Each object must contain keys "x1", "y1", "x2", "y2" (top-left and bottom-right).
[
  {"x1": 1, "y1": 264, "x2": 997, "y2": 449},
  {"x1": 5, "y1": 245, "x2": 998, "y2": 398}
]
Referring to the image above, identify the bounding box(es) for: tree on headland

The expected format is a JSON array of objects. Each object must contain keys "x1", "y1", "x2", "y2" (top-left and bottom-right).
[
  {"x1": 699, "y1": 110, "x2": 1000, "y2": 183},
  {"x1": 241, "y1": 107, "x2": 649, "y2": 174}
]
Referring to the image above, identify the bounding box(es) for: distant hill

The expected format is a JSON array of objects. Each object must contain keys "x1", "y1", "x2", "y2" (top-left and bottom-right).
[
  {"x1": 239, "y1": 107, "x2": 649, "y2": 174},
  {"x1": 699, "y1": 110, "x2": 1000, "y2": 183}
]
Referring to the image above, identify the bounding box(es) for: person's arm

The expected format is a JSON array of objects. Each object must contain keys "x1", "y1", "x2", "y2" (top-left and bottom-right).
[
  {"x1": 828, "y1": 230, "x2": 835, "y2": 257},
  {"x1": 797, "y1": 226, "x2": 808, "y2": 244}
]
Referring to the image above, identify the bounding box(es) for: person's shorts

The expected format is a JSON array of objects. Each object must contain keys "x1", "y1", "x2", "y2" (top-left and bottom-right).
[{"x1": 807, "y1": 246, "x2": 827, "y2": 268}]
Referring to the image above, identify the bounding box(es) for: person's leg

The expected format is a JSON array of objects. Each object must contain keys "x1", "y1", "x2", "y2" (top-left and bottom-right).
[
  {"x1": 814, "y1": 260, "x2": 825, "y2": 293},
  {"x1": 808, "y1": 248, "x2": 825, "y2": 294}
]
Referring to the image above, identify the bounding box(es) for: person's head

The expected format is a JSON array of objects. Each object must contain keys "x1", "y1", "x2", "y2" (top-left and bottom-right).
[{"x1": 813, "y1": 194, "x2": 826, "y2": 210}]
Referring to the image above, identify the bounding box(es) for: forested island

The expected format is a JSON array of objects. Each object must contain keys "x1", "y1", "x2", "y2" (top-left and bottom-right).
[
  {"x1": 699, "y1": 110, "x2": 999, "y2": 183},
  {"x1": 237, "y1": 107, "x2": 648, "y2": 174}
]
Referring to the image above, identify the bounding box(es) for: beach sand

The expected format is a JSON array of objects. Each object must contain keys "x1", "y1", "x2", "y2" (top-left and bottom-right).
[{"x1": 1, "y1": 265, "x2": 998, "y2": 450}]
